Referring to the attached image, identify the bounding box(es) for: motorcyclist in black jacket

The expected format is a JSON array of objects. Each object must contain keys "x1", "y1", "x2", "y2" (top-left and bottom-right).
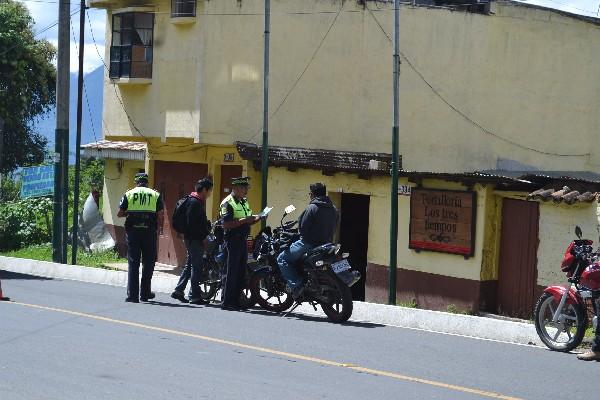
[{"x1": 277, "y1": 183, "x2": 338, "y2": 299}]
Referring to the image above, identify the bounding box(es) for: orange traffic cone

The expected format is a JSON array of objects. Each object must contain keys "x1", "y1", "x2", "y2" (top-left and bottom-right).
[{"x1": 0, "y1": 278, "x2": 10, "y2": 301}]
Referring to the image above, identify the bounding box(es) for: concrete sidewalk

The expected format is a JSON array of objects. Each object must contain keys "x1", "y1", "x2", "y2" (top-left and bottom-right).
[{"x1": 0, "y1": 255, "x2": 544, "y2": 347}]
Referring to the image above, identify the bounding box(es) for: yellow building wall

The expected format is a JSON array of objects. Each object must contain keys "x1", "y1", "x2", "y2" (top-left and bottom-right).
[
  {"x1": 103, "y1": 159, "x2": 146, "y2": 227},
  {"x1": 102, "y1": 142, "x2": 262, "y2": 237},
  {"x1": 536, "y1": 202, "x2": 598, "y2": 286},
  {"x1": 98, "y1": 0, "x2": 600, "y2": 174},
  {"x1": 267, "y1": 167, "x2": 492, "y2": 281}
]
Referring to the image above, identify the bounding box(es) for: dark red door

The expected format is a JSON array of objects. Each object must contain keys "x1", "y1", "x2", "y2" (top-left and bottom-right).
[
  {"x1": 154, "y1": 161, "x2": 208, "y2": 266},
  {"x1": 497, "y1": 199, "x2": 539, "y2": 318}
]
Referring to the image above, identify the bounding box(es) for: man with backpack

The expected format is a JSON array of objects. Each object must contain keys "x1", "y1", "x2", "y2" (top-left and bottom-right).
[{"x1": 171, "y1": 178, "x2": 214, "y2": 305}]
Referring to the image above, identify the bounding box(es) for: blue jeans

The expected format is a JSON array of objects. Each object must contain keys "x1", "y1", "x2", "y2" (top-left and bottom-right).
[
  {"x1": 277, "y1": 239, "x2": 314, "y2": 290},
  {"x1": 174, "y1": 239, "x2": 205, "y2": 300}
]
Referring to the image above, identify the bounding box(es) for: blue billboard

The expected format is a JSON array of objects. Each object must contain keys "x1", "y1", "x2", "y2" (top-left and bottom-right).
[{"x1": 20, "y1": 165, "x2": 54, "y2": 198}]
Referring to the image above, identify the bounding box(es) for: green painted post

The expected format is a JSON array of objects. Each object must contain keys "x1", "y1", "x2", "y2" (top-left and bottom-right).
[
  {"x1": 261, "y1": 0, "x2": 270, "y2": 230},
  {"x1": 389, "y1": 0, "x2": 400, "y2": 305}
]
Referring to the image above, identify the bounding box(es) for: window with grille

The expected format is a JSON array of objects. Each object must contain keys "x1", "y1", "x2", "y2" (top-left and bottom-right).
[
  {"x1": 109, "y1": 12, "x2": 154, "y2": 79},
  {"x1": 171, "y1": 0, "x2": 196, "y2": 17}
]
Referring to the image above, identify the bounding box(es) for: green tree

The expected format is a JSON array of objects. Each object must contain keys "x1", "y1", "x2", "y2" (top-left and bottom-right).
[{"x1": 0, "y1": 0, "x2": 56, "y2": 174}]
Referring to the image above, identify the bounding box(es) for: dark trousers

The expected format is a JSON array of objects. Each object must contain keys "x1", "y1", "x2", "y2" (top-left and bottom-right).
[
  {"x1": 174, "y1": 239, "x2": 205, "y2": 299},
  {"x1": 593, "y1": 300, "x2": 600, "y2": 352},
  {"x1": 222, "y1": 236, "x2": 247, "y2": 308},
  {"x1": 126, "y1": 228, "x2": 157, "y2": 300}
]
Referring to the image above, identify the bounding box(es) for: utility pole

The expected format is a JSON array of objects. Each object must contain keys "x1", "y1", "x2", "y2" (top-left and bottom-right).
[
  {"x1": 53, "y1": 0, "x2": 70, "y2": 263},
  {"x1": 261, "y1": 0, "x2": 270, "y2": 229},
  {"x1": 71, "y1": 0, "x2": 86, "y2": 265},
  {"x1": 389, "y1": 0, "x2": 400, "y2": 305}
]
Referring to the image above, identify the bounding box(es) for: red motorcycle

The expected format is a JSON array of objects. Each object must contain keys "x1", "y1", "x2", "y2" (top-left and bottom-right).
[{"x1": 534, "y1": 226, "x2": 600, "y2": 351}]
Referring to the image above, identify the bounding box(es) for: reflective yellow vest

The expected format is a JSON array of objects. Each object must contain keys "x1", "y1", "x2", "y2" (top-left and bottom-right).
[
  {"x1": 125, "y1": 186, "x2": 160, "y2": 213},
  {"x1": 220, "y1": 194, "x2": 252, "y2": 219}
]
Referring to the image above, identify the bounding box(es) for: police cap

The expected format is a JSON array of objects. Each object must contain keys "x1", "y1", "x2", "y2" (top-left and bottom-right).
[
  {"x1": 231, "y1": 176, "x2": 250, "y2": 186},
  {"x1": 134, "y1": 172, "x2": 149, "y2": 183}
]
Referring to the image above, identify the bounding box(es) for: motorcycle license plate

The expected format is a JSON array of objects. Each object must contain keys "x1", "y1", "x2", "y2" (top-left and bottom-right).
[{"x1": 331, "y1": 259, "x2": 351, "y2": 273}]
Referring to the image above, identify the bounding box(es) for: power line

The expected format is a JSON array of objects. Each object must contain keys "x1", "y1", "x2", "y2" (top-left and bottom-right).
[
  {"x1": 69, "y1": 13, "x2": 100, "y2": 144},
  {"x1": 0, "y1": 8, "x2": 79, "y2": 58},
  {"x1": 365, "y1": 5, "x2": 590, "y2": 158},
  {"x1": 244, "y1": 2, "x2": 344, "y2": 143},
  {"x1": 86, "y1": 12, "x2": 193, "y2": 150}
]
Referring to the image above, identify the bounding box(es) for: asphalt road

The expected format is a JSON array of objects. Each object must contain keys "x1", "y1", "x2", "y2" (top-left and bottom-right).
[{"x1": 0, "y1": 270, "x2": 598, "y2": 400}]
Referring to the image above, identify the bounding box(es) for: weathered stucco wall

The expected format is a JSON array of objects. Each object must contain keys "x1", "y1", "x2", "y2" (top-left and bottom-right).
[
  {"x1": 99, "y1": 0, "x2": 600, "y2": 173},
  {"x1": 101, "y1": 144, "x2": 262, "y2": 236},
  {"x1": 536, "y1": 202, "x2": 599, "y2": 286},
  {"x1": 103, "y1": 159, "x2": 145, "y2": 227},
  {"x1": 267, "y1": 167, "x2": 491, "y2": 281}
]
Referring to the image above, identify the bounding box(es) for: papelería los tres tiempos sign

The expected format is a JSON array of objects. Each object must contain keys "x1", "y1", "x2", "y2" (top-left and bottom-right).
[{"x1": 409, "y1": 188, "x2": 476, "y2": 257}]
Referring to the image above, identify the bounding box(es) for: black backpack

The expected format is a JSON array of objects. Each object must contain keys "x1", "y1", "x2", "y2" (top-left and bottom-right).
[{"x1": 172, "y1": 196, "x2": 190, "y2": 234}]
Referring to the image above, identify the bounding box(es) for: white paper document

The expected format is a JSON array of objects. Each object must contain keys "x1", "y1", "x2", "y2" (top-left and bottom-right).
[{"x1": 257, "y1": 207, "x2": 273, "y2": 218}]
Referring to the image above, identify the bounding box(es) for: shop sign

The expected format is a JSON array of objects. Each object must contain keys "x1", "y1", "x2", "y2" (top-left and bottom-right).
[
  {"x1": 409, "y1": 188, "x2": 476, "y2": 257},
  {"x1": 20, "y1": 165, "x2": 54, "y2": 198}
]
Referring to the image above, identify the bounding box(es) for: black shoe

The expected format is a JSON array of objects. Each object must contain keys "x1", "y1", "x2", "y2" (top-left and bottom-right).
[
  {"x1": 291, "y1": 285, "x2": 305, "y2": 301},
  {"x1": 125, "y1": 297, "x2": 139, "y2": 303},
  {"x1": 221, "y1": 304, "x2": 241, "y2": 311},
  {"x1": 140, "y1": 292, "x2": 156, "y2": 302},
  {"x1": 189, "y1": 297, "x2": 209, "y2": 305},
  {"x1": 171, "y1": 291, "x2": 189, "y2": 303}
]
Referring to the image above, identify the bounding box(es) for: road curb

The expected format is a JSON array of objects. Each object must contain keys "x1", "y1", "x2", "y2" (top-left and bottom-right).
[{"x1": 0, "y1": 255, "x2": 543, "y2": 347}]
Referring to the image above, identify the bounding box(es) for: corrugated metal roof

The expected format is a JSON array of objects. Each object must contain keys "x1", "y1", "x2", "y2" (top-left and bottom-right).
[
  {"x1": 236, "y1": 142, "x2": 395, "y2": 175},
  {"x1": 81, "y1": 140, "x2": 147, "y2": 161},
  {"x1": 400, "y1": 170, "x2": 533, "y2": 185}
]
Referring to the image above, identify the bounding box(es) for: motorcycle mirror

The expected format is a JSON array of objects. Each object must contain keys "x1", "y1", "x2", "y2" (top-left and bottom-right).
[
  {"x1": 575, "y1": 226, "x2": 583, "y2": 239},
  {"x1": 284, "y1": 205, "x2": 296, "y2": 215}
]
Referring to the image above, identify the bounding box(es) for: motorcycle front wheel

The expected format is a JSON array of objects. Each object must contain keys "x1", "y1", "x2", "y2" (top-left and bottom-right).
[
  {"x1": 534, "y1": 292, "x2": 587, "y2": 352},
  {"x1": 318, "y1": 272, "x2": 353, "y2": 323},
  {"x1": 249, "y1": 271, "x2": 294, "y2": 313}
]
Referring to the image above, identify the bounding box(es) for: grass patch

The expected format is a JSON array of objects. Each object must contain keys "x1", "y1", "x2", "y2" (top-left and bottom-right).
[
  {"x1": 446, "y1": 304, "x2": 476, "y2": 315},
  {"x1": 1, "y1": 244, "x2": 125, "y2": 269},
  {"x1": 585, "y1": 327, "x2": 596, "y2": 338},
  {"x1": 397, "y1": 299, "x2": 418, "y2": 308}
]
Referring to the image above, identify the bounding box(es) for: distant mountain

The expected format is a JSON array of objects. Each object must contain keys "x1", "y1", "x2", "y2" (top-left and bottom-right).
[{"x1": 32, "y1": 66, "x2": 104, "y2": 163}]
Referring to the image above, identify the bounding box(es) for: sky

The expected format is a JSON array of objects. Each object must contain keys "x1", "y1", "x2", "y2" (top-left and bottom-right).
[
  {"x1": 15, "y1": 0, "x2": 600, "y2": 74},
  {"x1": 18, "y1": 0, "x2": 106, "y2": 74}
]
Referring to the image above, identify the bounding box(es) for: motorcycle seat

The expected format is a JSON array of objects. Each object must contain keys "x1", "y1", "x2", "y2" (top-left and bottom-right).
[{"x1": 301, "y1": 243, "x2": 335, "y2": 260}]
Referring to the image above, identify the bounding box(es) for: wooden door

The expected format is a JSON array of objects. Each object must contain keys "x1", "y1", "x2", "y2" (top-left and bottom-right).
[
  {"x1": 219, "y1": 165, "x2": 243, "y2": 203},
  {"x1": 497, "y1": 199, "x2": 539, "y2": 318},
  {"x1": 154, "y1": 161, "x2": 208, "y2": 266}
]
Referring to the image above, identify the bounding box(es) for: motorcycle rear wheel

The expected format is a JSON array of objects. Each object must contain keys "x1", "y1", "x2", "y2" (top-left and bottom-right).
[
  {"x1": 318, "y1": 272, "x2": 353, "y2": 323},
  {"x1": 534, "y1": 292, "x2": 586, "y2": 352},
  {"x1": 197, "y1": 260, "x2": 221, "y2": 301},
  {"x1": 249, "y1": 272, "x2": 294, "y2": 313}
]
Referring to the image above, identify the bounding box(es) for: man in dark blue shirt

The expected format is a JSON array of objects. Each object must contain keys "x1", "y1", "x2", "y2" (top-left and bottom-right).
[{"x1": 171, "y1": 178, "x2": 213, "y2": 305}]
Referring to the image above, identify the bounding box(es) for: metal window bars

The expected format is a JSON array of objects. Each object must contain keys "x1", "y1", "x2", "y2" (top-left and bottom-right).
[{"x1": 171, "y1": 0, "x2": 196, "y2": 17}]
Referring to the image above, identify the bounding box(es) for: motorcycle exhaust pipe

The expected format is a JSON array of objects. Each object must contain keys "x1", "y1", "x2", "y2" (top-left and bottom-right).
[{"x1": 593, "y1": 316, "x2": 598, "y2": 332}]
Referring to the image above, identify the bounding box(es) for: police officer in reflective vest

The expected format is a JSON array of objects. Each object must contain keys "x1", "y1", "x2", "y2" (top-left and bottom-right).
[
  {"x1": 117, "y1": 172, "x2": 164, "y2": 303},
  {"x1": 219, "y1": 177, "x2": 262, "y2": 310}
]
